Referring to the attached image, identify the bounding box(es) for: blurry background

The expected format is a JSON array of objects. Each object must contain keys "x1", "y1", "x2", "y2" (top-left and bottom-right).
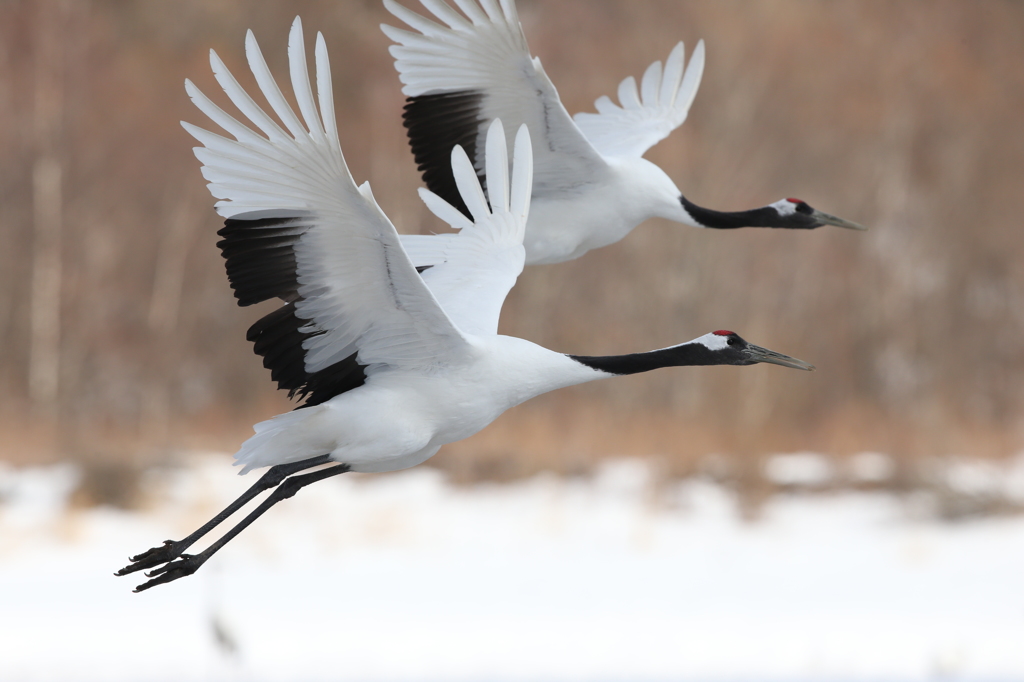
[
  {"x1": 2, "y1": 0, "x2": 1023, "y2": 486},
  {"x1": 2, "y1": 2, "x2": 1024, "y2": 680}
]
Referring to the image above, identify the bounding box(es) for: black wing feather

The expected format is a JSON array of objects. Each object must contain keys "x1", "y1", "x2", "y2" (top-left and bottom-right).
[
  {"x1": 217, "y1": 214, "x2": 313, "y2": 305},
  {"x1": 402, "y1": 90, "x2": 485, "y2": 220},
  {"x1": 217, "y1": 212, "x2": 367, "y2": 407}
]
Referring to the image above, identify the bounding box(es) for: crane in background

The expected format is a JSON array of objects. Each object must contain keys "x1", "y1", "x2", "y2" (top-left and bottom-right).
[{"x1": 384, "y1": 0, "x2": 864, "y2": 267}]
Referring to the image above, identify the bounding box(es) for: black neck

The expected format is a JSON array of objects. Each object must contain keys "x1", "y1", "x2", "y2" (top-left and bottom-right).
[
  {"x1": 570, "y1": 343, "x2": 725, "y2": 376},
  {"x1": 680, "y1": 195, "x2": 782, "y2": 229}
]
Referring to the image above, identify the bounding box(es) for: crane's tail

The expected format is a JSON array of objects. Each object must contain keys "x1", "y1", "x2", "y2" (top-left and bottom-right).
[{"x1": 233, "y1": 404, "x2": 332, "y2": 474}]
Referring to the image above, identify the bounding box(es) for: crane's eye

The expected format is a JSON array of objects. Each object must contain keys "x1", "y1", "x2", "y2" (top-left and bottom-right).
[{"x1": 727, "y1": 336, "x2": 740, "y2": 347}]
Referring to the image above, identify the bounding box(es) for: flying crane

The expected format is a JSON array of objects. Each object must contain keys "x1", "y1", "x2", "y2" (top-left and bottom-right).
[{"x1": 383, "y1": 0, "x2": 865, "y2": 267}]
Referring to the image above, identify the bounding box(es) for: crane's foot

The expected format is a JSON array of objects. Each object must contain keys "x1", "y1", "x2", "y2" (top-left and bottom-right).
[
  {"x1": 115, "y1": 539, "x2": 193, "y2": 576},
  {"x1": 131, "y1": 552, "x2": 208, "y2": 592}
]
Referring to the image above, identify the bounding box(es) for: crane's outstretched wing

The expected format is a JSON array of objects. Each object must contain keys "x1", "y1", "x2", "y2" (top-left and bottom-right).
[
  {"x1": 414, "y1": 119, "x2": 533, "y2": 337},
  {"x1": 184, "y1": 18, "x2": 529, "y2": 406},
  {"x1": 382, "y1": 0, "x2": 607, "y2": 218},
  {"x1": 572, "y1": 41, "x2": 705, "y2": 159}
]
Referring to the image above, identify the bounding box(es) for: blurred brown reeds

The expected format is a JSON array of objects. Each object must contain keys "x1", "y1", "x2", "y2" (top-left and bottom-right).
[{"x1": 1, "y1": 1, "x2": 1022, "y2": 485}]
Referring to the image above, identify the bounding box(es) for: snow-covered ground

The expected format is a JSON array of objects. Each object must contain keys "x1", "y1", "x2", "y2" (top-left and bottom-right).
[{"x1": 1, "y1": 453, "x2": 1023, "y2": 682}]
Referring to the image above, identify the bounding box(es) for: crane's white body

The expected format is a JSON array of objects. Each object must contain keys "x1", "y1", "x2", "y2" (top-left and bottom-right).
[
  {"x1": 242, "y1": 336, "x2": 597, "y2": 473},
  {"x1": 383, "y1": 0, "x2": 706, "y2": 265},
  {"x1": 522, "y1": 157, "x2": 687, "y2": 263}
]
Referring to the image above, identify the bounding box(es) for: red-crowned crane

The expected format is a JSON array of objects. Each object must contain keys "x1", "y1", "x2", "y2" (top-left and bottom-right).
[{"x1": 384, "y1": 0, "x2": 865, "y2": 266}]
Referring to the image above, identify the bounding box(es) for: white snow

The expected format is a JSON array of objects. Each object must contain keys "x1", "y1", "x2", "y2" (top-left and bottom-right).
[
  {"x1": 764, "y1": 452, "x2": 835, "y2": 487},
  {"x1": 847, "y1": 451, "x2": 897, "y2": 483},
  {"x1": 1, "y1": 453, "x2": 1023, "y2": 682},
  {"x1": 942, "y1": 455, "x2": 1024, "y2": 502}
]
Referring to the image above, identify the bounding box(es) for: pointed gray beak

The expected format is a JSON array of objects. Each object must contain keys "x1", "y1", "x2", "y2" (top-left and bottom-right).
[
  {"x1": 811, "y1": 208, "x2": 867, "y2": 231},
  {"x1": 743, "y1": 344, "x2": 816, "y2": 371}
]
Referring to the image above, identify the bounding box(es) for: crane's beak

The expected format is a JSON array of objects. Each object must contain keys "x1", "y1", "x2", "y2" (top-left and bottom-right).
[
  {"x1": 743, "y1": 344, "x2": 816, "y2": 371},
  {"x1": 811, "y1": 208, "x2": 867, "y2": 231}
]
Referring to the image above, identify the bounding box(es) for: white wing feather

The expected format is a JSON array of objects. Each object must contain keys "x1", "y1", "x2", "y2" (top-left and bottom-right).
[
  {"x1": 382, "y1": 0, "x2": 608, "y2": 193},
  {"x1": 186, "y1": 17, "x2": 472, "y2": 373},
  {"x1": 573, "y1": 41, "x2": 705, "y2": 158},
  {"x1": 403, "y1": 120, "x2": 532, "y2": 336}
]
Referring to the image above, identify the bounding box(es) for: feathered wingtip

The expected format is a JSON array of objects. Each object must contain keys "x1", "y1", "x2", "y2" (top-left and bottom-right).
[
  {"x1": 607, "y1": 39, "x2": 705, "y2": 114},
  {"x1": 382, "y1": 0, "x2": 520, "y2": 37},
  {"x1": 417, "y1": 119, "x2": 534, "y2": 240},
  {"x1": 179, "y1": 16, "x2": 351, "y2": 218},
  {"x1": 381, "y1": 0, "x2": 528, "y2": 97}
]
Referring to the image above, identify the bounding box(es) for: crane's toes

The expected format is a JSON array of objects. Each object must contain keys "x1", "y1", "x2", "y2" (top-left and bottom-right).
[
  {"x1": 115, "y1": 540, "x2": 185, "y2": 576},
  {"x1": 128, "y1": 540, "x2": 177, "y2": 563},
  {"x1": 132, "y1": 555, "x2": 204, "y2": 592},
  {"x1": 143, "y1": 553, "x2": 195, "y2": 578}
]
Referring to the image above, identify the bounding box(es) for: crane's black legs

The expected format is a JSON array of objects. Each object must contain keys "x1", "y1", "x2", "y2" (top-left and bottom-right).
[
  {"x1": 127, "y1": 463, "x2": 351, "y2": 592},
  {"x1": 115, "y1": 454, "x2": 346, "y2": 591}
]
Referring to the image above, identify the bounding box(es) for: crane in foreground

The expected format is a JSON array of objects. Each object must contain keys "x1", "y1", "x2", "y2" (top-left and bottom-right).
[
  {"x1": 116, "y1": 19, "x2": 813, "y2": 591},
  {"x1": 384, "y1": 0, "x2": 865, "y2": 267}
]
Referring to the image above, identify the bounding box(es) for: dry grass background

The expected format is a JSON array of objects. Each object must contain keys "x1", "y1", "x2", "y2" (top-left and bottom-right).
[{"x1": 1, "y1": 1, "x2": 1023, "y2": 491}]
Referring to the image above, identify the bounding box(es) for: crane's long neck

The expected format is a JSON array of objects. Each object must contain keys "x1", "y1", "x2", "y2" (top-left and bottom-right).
[
  {"x1": 625, "y1": 160, "x2": 789, "y2": 230},
  {"x1": 679, "y1": 194, "x2": 784, "y2": 230},
  {"x1": 500, "y1": 337, "x2": 723, "y2": 409},
  {"x1": 569, "y1": 342, "x2": 726, "y2": 376}
]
